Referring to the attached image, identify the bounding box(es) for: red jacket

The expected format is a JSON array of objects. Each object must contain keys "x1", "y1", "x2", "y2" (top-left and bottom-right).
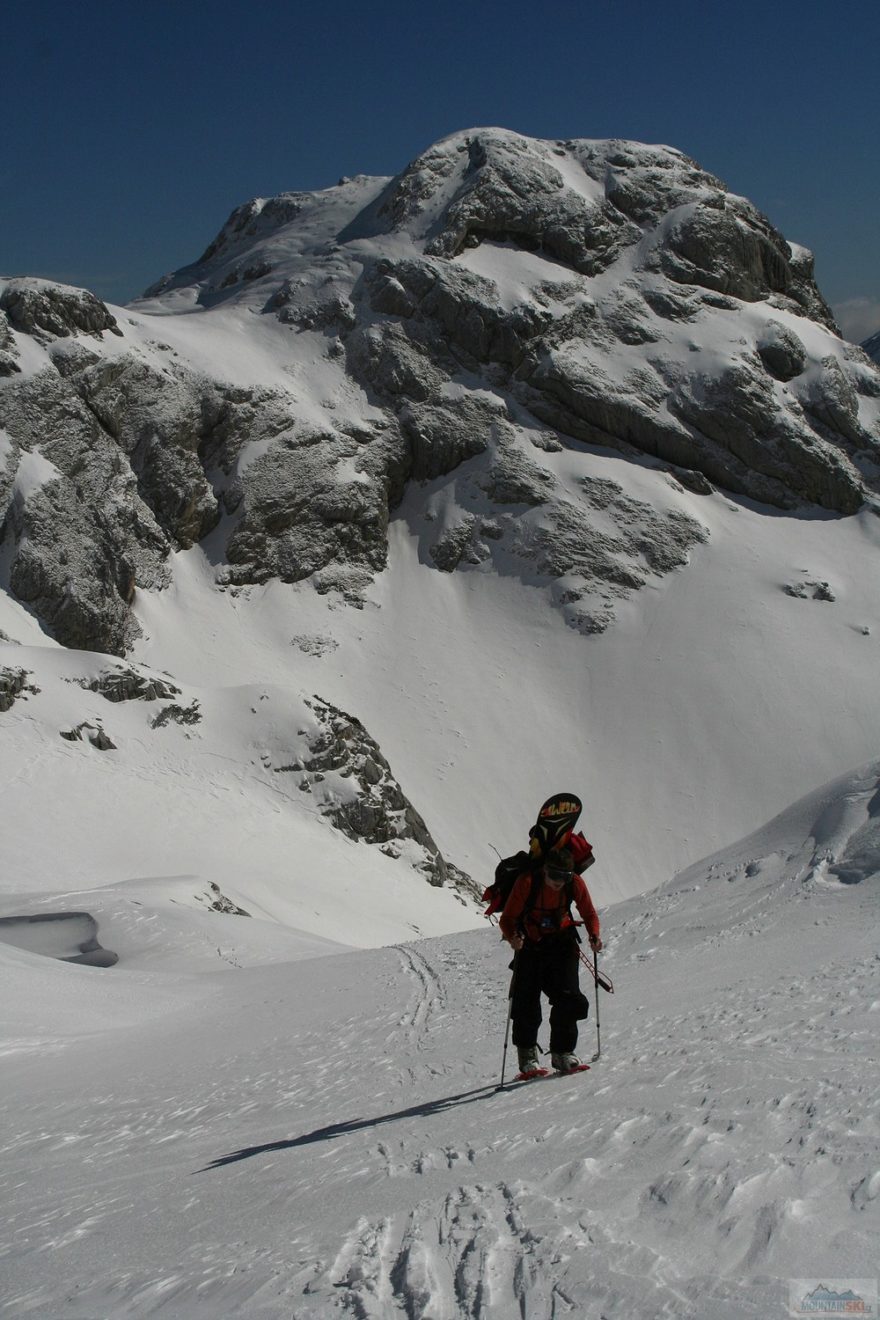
[{"x1": 500, "y1": 872, "x2": 600, "y2": 945}]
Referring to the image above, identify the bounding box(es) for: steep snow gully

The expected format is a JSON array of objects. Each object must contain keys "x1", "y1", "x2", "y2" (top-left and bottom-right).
[{"x1": 2, "y1": 765, "x2": 878, "y2": 1319}]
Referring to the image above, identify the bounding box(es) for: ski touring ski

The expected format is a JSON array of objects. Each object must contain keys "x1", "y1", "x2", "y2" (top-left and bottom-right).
[{"x1": 509, "y1": 1063, "x2": 590, "y2": 1085}]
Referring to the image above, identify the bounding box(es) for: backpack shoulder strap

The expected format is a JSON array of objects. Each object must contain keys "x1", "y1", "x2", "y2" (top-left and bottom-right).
[{"x1": 513, "y1": 867, "x2": 543, "y2": 932}]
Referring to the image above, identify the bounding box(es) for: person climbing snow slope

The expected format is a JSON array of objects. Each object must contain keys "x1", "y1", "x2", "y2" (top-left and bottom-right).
[{"x1": 500, "y1": 845, "x2": 602, "y2": 1076}]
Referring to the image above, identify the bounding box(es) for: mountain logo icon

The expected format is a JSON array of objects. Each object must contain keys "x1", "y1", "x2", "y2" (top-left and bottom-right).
[{"x1": 790, "y1": 1279, "x2": 877, "y2": 1317}]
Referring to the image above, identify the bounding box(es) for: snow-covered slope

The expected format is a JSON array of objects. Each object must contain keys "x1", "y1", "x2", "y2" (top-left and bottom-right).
[
  {"x1": 4, "y1": 461, "x2": 880, "y2": 911},
  {"x1": 2, "y1": 762, "x2": 877, "y2": 1318},
  {"x1": 2, "y1": 125, "x2": 880, "y2": 915}
]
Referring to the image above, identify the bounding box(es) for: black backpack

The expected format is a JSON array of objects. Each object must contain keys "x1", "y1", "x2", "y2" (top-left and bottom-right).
[
  {"x1": 483, "y1": 853, "x2": 577, "y2": 925},
  {"x1": 483, "y1": 849, "x2": 536, "y2": 918}
]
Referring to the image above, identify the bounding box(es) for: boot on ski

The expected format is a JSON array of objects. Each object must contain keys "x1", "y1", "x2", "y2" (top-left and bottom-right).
[
  {"x1": 516, "y1": 1046, "x2": 545, "y2": 1079},
  {"x1": 551, "y1": 1051, "x2": 587, "y2": 1074}
]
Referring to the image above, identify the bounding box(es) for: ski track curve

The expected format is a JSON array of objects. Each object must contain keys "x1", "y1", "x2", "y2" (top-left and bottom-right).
[{"x1": 2, "y1": 878, "x2": 878, "y2": 1319}]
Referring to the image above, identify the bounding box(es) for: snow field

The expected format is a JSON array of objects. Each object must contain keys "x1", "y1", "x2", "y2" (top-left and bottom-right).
[{"x1": 2, "y1": 768, "x2": 877, "y2": 1317}]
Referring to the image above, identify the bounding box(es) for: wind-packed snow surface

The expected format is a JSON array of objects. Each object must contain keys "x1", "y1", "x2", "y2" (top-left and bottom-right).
[{"x1": 1, "y1": 763, "x2": 878, "y2": 1318}]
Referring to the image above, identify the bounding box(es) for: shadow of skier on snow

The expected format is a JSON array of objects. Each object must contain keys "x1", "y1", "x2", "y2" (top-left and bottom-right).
[{"x1": 197, "y1": 1084, "x2": 500, "y2": 1172}]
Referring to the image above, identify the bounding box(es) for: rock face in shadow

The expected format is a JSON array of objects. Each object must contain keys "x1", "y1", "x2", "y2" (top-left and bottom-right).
[{"x1": 1, "y1": 130, "x2": 878, "y2": 652}]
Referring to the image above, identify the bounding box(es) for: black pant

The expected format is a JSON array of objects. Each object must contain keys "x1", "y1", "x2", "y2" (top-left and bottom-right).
[{"x1": 510, "y1": 934, "x2": 590, "y2": 1054}]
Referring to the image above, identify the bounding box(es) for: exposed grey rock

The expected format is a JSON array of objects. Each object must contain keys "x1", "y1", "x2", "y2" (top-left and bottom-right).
[
  {"x1": 600, "y1": 286, "x2": 662, "y2": 346},
  {"x1": 280, "y1": 695, "x2": 477, "y2": 899},
  {"x1": 515, "y1": 347, "x2": 692, "y2": 467},
  {"x1": 642, "y1": 285, "x2": 701, "y2": 322},
  {"x1": 430, "y1": 517, "x2": 485, "y2": 572},
  {"x1": 581, "y1": 141, "x2": 726, "y2": 225},
  {"x1": 805, "y1": 356, "x2": 866, "y2": 446},
  {"x1": 59, "y1": 721, "x2": 116, "y2": 749},
  {"x1": 0, "y1": 310, "x2": 21, "y2": 376},
  {"x1": 269, "y1": 279, "x2": 356, "y2": 331},
  {"x1": 508, "y1": 479, "x2": 708, "y2": 634},
  {"x1": 0, "y1": 369, "x2": 171, "y2": 653},
  {"x1": 667, "y1": 466, "x2": 714, "y2": 495},
  {"x1": 0, "y1": 342, "x2": 315, "y2": 650},
  {"x1": 223, "y1": 430, "x2": 399, "y2": 586},
  {"x1": 82, "y1": 667, "x2": 181, "y2": 703},
  {"x1": 72, "y1": 354, "x2": 221, "y2": 547},
  {"x1": 0, "y1": 667, "x2": 37, "y2": 711},
  {"x1": 863, "y1": 330, "x2": 880, "y2": 365},
  {"x1": 528, "y1": 428, "x2": 564, "y2": 453},
  {"x1": 347, "y1": 320, "x2": 450, "y2": 404},
  {"x1": 196, "y1": 882, "x2": 250, "y2": 916},
  {"x1": 756, "y1": 320, "x2": 808, "y2": 381},
  {"x1": 151, "y1": 701, "x2": 202, "y2": 727},
  {"x1": 291, "y1": 633, "x2": 339, "y2": 656},
  {"x1": 783, "y1": 579, "x2": 836, "y2": 601},
  {"x1": 0, "y1": 280, "x2": 121, "y2": 341},
  {"x1": 89, "y1": 726, "x2": 117, "y2": 751},
  {"x1": 668, "y1": 360, "x2": 864, "y2": 512},
  {"x1": 419, "y1": 453, "x2": 709, "y2": 633},
  {"x1": 653, "y1": 199, "x2": 794, "y2": 303},
  {"x1": 420, "y1": 135, "x2": 640, "y2": 278},
  {"x1": 844, "y1": 343, "x2": 880, "y2": 399},
  {"x1": 781, "y1": 245, "x2": 840, "y2": 329},
  {"x1": 398, "y1": 393, "x2": 495, "y2": 481},
  {"x1": 365, "y1": 257, "x2": 551, "y2": 368},
  {"x1": 481, "y1": 442, "x2": 554, "y2": 505}
]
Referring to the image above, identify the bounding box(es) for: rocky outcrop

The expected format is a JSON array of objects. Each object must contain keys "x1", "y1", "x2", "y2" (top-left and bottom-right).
[
  {"x1": 151, "y1": 701, "x2": 202, "y2": 727},
  {"x1": 756, "y1": 320, "x2": 808, "y2": 381},
  {"x1": 60, "y1": 721, "x2": 117, "y2": 750},
  {"x1": 69, "y1": 354, "x2": 221, "y2": 548},
  {"x1": 0, "y1": 310, "x2": 20, "y2": 377},
  {"x1": 275, "y1": 696, "x2": 477, "y2": 899},
  {"x1": 80, "y1": 667, "x2": 181, "y2": 703},
  {"x1": 0, "y1": 280, "x2": 121, "y2": 341},
  {"x1": 0, "y1": 367, "x2": 171, "y2": 653},
  {"x1": 0, "y1": 667, "x2": 37, "y2": 712},
  {"x1": 422, "y1": 456, "x2": 709, "y2": 633}
]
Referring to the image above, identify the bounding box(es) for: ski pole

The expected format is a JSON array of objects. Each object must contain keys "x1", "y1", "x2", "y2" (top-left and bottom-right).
[
  {"x1": 498, "y1": 949, "x2": 518, "y2": 1090},
  {"x1": 590, "y1": 944, "x2": 601, "y2": 1063},
  {"x1": 578, "y1": 946, "x2": 614, "y2": 994}
]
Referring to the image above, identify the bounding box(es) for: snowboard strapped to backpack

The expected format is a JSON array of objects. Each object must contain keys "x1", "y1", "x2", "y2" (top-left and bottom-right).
[{"x1": 482, "y1": 792, "x2": 595, "y2": 919}]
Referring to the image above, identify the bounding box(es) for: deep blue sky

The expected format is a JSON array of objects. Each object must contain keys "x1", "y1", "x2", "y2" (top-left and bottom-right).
[{"x1": 3, "y1": 0, "x2": 877, "y2": 338}]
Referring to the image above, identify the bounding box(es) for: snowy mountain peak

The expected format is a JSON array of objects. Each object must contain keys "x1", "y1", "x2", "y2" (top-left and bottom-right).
[{"x1": 4, "y1": 128, "x2": 879, "y2": 663}]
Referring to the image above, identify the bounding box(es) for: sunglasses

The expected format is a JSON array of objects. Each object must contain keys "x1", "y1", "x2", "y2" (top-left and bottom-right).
[{"x1": 545, "y1": 870, "x2": 571, "y2": 884}]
